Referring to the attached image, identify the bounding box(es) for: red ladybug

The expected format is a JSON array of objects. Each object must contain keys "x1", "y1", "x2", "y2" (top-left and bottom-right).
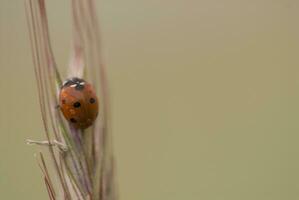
[{"x1": 59, "y1": 77, "x2": 99, "y2": 129}]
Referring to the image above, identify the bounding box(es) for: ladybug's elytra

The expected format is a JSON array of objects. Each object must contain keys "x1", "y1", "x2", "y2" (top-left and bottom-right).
[{"x1": 59, "y1": 77, "x2": 99, "y2": 129}]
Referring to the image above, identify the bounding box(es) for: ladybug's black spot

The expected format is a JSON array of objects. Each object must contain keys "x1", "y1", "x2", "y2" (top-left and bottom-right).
[
  {"x1": 90, "y1": 98, "x2": 96, "y2": 104},
  {"x1": 73, "y1": 102, "x2": 81, "y2": 108},
  {"x1": 62, "y1": 99, "x2": 66, "y2": 104},
  {"x1": 70, "y1": 118, "x2": 77, "y2": 123}
]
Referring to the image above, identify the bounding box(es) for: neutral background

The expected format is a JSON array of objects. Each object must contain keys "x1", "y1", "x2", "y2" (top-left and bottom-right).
[{"x1": 0, "y1": 0, "x2": 299, "y2": 199}]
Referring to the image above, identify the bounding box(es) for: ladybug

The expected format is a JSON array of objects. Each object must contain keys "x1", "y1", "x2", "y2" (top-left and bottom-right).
[{"x1": 59, "y1": 77, "x2": 99, "y2": 129}]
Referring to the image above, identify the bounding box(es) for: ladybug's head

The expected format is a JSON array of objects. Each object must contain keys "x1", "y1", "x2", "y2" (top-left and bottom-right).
[{"x1": 62, "y1": 77, "x2": 86, "y2": 90}]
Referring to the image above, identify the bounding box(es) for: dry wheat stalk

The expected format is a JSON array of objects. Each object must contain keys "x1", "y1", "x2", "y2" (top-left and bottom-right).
[{"x1": 25, "y1": 0, "x2": 117, "y2": 199}]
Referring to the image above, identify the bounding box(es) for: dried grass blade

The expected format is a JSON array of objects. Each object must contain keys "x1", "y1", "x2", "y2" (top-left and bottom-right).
[
  {"x1": 45, "y1": 177, "x2": 56, "y2": 200},
  {"x1": 73, "y1": 0, "x2": 117, "y2": 199},
  {"x1": 25, "y1": 0, "x2": 70, "y2": 198},
  {"x1": 38, "y1": 153, "x2": 56, "y2": 197}
]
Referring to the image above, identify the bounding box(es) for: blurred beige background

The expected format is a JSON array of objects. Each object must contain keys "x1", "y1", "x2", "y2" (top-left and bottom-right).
[{"x1": 1, "y1": 0, "x2": 299, "y2": 199}]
